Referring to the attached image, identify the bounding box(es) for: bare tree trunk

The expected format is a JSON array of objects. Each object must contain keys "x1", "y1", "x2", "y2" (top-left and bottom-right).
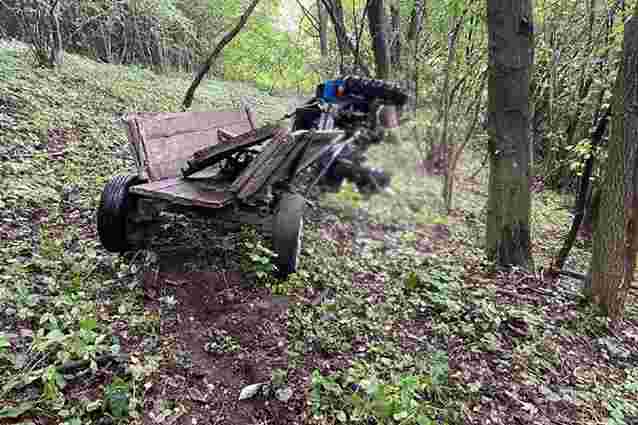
[
  {"x1": 550, "y1": 106, "x2": 611, "y2": 275},
  {"x1": 407, "y1": 0, "x2": 425, "y2": 43},
  {"x1": 444, "y1": 70, "x2": 487, "y2": 212},
  {"x1": 367, "y1": 0, "x2": 391, "y2": 79},
  {"x1": 317, "y1": 0, "x2": 328, "y2": 58},
  {"x1": 49, "y1": 0, "x2": 63, "y2": 66},
  {"x1": 182, "y1": 0, "x2": 261, "y2": 110},
  {"x1": 390, "y1": 0, "x2": 400, "y2": 72},
  {"x1": 485, "y1": 0, "x2": 534, "y2": 268},
  {"x1": 406, "y1": 0, "x2": 425, "y2": 113},
  {"x1": 320, "y1": 0, "x2": 371, "y2": 76},
  {"x1": 440, "y1": 15, "x2": 464, "y2": 212}
]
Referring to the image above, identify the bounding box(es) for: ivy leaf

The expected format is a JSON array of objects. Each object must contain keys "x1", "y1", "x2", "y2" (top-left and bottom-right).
[
  {"x1": 0, "y1": 334, "x2": 10, "y2": 349},
  {"x1": 405, "y1": 272, "x2": 420, "y2": 291},
  {"x1": 80, "y1": 318, "x2": 97, "y2": 331}
]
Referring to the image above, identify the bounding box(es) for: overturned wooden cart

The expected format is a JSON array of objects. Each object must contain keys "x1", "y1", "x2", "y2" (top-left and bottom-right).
[
  {"x1": 97, "y1": 77, "x2": 408, "y2": 278},
  {"x1": 97, "y1": 107, "x2": 339, "y2": 277}
]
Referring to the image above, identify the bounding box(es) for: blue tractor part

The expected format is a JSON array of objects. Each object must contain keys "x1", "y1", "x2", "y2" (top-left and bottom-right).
[{"x1": 320, "y1": 79, "x2": 346, "y2": 103}]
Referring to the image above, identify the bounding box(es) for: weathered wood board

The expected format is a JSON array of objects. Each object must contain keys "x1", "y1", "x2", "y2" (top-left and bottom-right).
[
  {"x1": 130, "y1": 177, "x2": 234, "y2": 208},
  {"x1": 123, "y1": 109, "x2": 254, "y2": 181}
]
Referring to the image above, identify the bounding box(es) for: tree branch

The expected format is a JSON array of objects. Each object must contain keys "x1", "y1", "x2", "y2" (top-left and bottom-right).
[
  {"x1": 549, "y1": 104, "x2": 612, "y2": 276},
  {"x1": 182, "y1": 0, "x2": 262, "y2": 110},
  {"x1": 295, "y1": 0, "x2": 321, "y2": 34}
]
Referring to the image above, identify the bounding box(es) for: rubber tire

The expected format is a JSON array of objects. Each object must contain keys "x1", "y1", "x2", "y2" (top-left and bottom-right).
[
  {"x1": 343, "y1": 76, "x2": 408, "y2": 106},
  {"x1": 97, "y1": 174, "x2": 141, "y2": 253},
  {"x1": 272, "y1": 193, "x2": 306, "y2": 278}
]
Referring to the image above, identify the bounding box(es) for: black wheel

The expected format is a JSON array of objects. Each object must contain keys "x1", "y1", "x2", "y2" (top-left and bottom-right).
[
  {"x1": 97, "y1": 174, "x2": 141, "y2": 253},
  {"x1": 272, "y1": 193, "x2": 306, "y2": 278},
  {"x1": 343, "y1": 76, "x2": 408, "y2": 106}
]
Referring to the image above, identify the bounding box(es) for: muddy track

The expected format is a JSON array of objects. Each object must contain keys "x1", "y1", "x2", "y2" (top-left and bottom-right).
[{"x1": 137, "y1": 203, "x2": 427, "y2": 424}]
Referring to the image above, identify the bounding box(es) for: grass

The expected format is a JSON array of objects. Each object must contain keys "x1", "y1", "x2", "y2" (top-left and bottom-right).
[{"x1": 0, "y1": 46, "x2": 637, "y2": 425}]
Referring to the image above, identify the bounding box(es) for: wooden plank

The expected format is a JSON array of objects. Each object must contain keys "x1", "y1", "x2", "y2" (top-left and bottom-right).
[
  {"x1": 130, "y1": 178, "x2": 233, "y2": 208},
  {"x1": 144, "y1": 121, "x2": 254, "y2": 180},
  {"x1": 236, "y1": 135, "x2": 300, "y2": 200},
  {"x1": 130, "y1": 177, "x2": 183, "y2": 193},
  {"x1": 123, "y1": 110, "x2": 254, "y2": 181},
  {"x1": 182, "y1": 125, "x2": 285, "y2": 177},
  {"x1": 138, "y1": 111, "x2": 248, "y2": 140},
  {"x1": 228, "y1": 131, "x2": 289, "y2": 194}
]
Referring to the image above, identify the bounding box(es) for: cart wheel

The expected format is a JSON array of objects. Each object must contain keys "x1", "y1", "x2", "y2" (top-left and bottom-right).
[
  {"x1": 97, "y1": 174, "x2": 141, "y2": 253},
  {"x1": 272, "y1": 193, "x2": 306, "y2": 278}
]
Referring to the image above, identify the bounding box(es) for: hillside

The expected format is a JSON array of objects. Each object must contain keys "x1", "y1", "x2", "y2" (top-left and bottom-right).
[{"x1": 1, "y1": 45, "x2": 637, "y2": 425}]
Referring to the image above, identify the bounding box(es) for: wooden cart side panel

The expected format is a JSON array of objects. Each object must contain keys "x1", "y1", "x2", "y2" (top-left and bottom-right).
[
  {"x1": 130, "y1": 177, "x2": 234, "y2": 208},
  {"x1": 122, "y1": 117, "x2": 148, "y2": 180},
  {"x1": 139, "y1": 111, "x2": 249, "y2": 140},
  {"x1": 125, "y1": 109, "x2": 253, "y2": 182},
  {"x1": 142, "y1": 121, "x2": 253, "y2": 180}
]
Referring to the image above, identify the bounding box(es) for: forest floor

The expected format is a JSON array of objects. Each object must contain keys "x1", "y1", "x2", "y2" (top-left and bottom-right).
[{"x1": 1, "y1": 45, "x2": 637, "y2": 425}]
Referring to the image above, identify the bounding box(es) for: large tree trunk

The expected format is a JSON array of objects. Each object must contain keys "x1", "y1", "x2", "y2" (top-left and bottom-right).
[
  {"x1": 485, "y1": 0, "x2": 534, "y2": 268},
  {"x1": 586, "y1": 70, "x2": 626, "y2": 316},
  {"x1": 182, "y1": 0, "x2": 261, "y2": 110},
  {"x1": 367, "y1": 0, "x2": 391, "y2": 79},
  {"x1": 587, "y1": 6, "x2": 638, "y2": 320},
  {"x1": 623, "y1": 6, "x2": 638, "y2": 293}
]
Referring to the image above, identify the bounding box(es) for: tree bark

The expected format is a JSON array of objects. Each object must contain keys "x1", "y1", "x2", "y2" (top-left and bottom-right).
[
  {"x1": 485, "y1": 0, "x2": 534, "y2": 268},
  {"x1": 367, "y1": 0, "x2": 391, "y2": 79},
  {"x1": 586, "y1": 69, "x2": 625, "y2": 315},
  {"x1": 407, "y1": 0, "x2": 425, "y2": 43},
  {"x1": 317, "y1": 0, "x2": 328, "y2": 58},
  {"x1": 406, "y1": 0, "x2": 425, "y2": 113},
  {"x1": 586, "y1": 7, "x2": 638, "y2": 320},
  {"x1": 623, "y1": 5, "x2": 638, "y2": 297},
  {"x1": 390, "y1": 0, "x2": 401, "y2": 71},
  {"x1": 444, "y1": 70, "x2": 487, "y2": 212},
  {"x1": 49, "y1": 0, "x2": 63, "y2": 66},
  {"x1": 440, "y1": 14, "x2": 464, "y2": 212},
  {"x1": 182, "y1": 0, "x2": 261, "y2": 111}
]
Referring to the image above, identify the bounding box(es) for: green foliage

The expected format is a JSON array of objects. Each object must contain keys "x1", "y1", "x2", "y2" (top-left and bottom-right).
[
  {"x1": 239, "y1": 226, "x2": 277, "y2": 283},
  {"x1": 310, "y1": 354, "x2": 451, "y2": 424},
  {"x1": 104, "y1": 377, "x2": 131, "y2": 418},
  {"x1": 0, "y1": 48, "x2": 291, "y2": 422},
  {"x1": 223, "y1": 14, "x2": 318, "y2": 92},
  {"x1": 0, "y1": 49, "x2": 18, "y2": 80}
]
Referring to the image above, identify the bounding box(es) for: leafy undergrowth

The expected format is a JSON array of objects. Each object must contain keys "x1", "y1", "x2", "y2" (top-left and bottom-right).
[
  {"x1": 0, "y1": 46, "x2": 289, "y2": 423},
  {"x1": 1, "y1": 45, "x2": 637, "y2": 425}
]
